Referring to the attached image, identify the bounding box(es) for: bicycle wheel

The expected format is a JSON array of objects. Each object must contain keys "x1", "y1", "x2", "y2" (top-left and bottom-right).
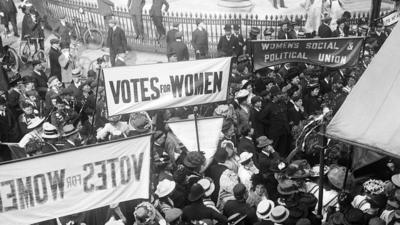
[
  {"x1": 20, "y1": 42, "x2": 31, "y2": 64},
  {"x1": 4, "y1": 47, "x2": 20, "y2": 73},
  {"x1": 32, "y1": 50, "x2": 46, "y2": 63},
  {"x1": 83, "y1": 29, "x2": 103, "y2": 49}
]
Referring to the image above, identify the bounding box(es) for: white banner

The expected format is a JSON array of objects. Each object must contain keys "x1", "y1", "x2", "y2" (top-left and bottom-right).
[
  {"x1": 103, "y1": 58, "x2": 232, "y2": 116},
  {"x1": 0, "y1": 135, "x2": 151, "y2": 225},
  {"x1": 383, "y1": 10, "x2": 400, "y2": 27},
  {"x1": 168, "y1": 117, "x2": 224, "y2": 159}
]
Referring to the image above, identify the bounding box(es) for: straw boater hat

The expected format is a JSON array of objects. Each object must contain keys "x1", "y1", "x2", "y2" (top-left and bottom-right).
[
  {"x1": 249, "y1": 27, "x2": 260, "y2": 36},
  {"x1": 72, "y1": 68, "x2": 82, "y2": 78},
  {"x1": 155, "y1": 179, "x2": 176, "y2": 198},
  {"x1": 269, "y1": 206, "x2": 290, "y2": 224},
  {"x1": 41, "y1": 122, "x2": 59, "y2": 139},
  {"x1": 197, "y1": 177, "x2": 216, "y2": 197},
  {"x1": 239, "y1": 152, "x2": 253, "y2": 165},
  {"x1": 235, "y1": 89, "x2": 249, "y2": 99},
  {"x1": 62, "y1": 124, "x2": 79, "y2": 137},
  {"x1": 391, "y1": 174, "x2": 400, "y2": 187},
  {"x1": 256, "y1": 136, "x2": 273, "y2": 148},
  {"x1": 227, "y1": 213, "x2": 247, "y2": 225},
  {"x1": 27, "y1": 116, "x2": 45, "y2": 130},
  {"x1": 256, "y1": 199, "x2": 275, "y2": 220}
]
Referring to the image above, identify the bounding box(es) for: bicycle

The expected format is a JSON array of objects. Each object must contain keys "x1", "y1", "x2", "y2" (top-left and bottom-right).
[
  {"x1": 19, "y1": 35, "x2": 46, "y2": 64},
  {"x1": 70, "y1": 8, "x2": 104, "y2": 50}
]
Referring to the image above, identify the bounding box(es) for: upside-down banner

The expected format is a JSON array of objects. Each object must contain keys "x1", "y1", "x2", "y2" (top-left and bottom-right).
[
  {"x1": 0, "y1": 135, "x2": 151, "y2": 225},
  {"x1": 251, "y1": 37, "x2": 364, "y2": 71},
  {"x1": 103, "y1": 58, "x2": 232, "y2": 116}
]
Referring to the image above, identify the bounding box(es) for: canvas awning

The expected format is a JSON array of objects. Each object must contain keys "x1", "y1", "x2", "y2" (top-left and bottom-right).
[{"x1": 326, "y1": 23, "x2": 400, "y2": 158}]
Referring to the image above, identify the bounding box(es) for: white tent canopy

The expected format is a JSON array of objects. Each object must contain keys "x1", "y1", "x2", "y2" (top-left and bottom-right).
[{"x1": 327, "y1": 23, "x2": 400, "y2": 158}]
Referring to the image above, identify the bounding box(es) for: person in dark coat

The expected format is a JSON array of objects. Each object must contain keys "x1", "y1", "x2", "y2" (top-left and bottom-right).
[
  {"x1": 0, "y1": 0, "x2": 19, "y2": 37},
  {"x1": 128, "y1": 0, "x2": 145, "y2": 39},
  {"x1": 53, "y1": 15, "x2": 72, "y2": 47},
  {"x1": 149, "y1": 0, "x2": 169, "y2": 40},
  {"x1": 332, "y1": 19, "x2": 347, "y2": 37},
  {"x1": 370, "y1": 22, "x2": 388, "y2": 52},
  {"x1": 302, "y1": 84, "x2": 322, "y2": 116},
  {"x1": 7, "y1": 75, "x2": 23, "y2": 117},
  {"x1": 31, "y1": 61, "x2": 48, "y2": 100},
  {"x1": 0, "y1": 97, "x2": 21, "y2": 142},
  {"x1": 182, "y1": 184, "x2": 228, "y2": 225},
  {"x1": 217, "y1": 24, "x2": 240, "y2": 57},
  {"x1": 192, "y1": 19, "x2": 209, "y2": 59},
  {"x1": 250, "y1": 96, "x2": 266, "y2": 138},
  {"x1": 287, "y1": 95, "x2": 305, "y2": 127},
  {"x1": 318, "y1": 17, "x2": 333, "y2": 38},
  {"x1": 167, "y1": 32, "x2": 189, "y2": 61},
  {"x1": 261, "y1": 86, "x2": 291, "y2": 157},
  {"x1": 223, "y1": 183, "x2": 258, "y2": 225},
  {"x1": 49, "y1": 39, "x2": 62, "y2": 81},
  {"x1": 277, "y1": 21, "x2": 296, "y2": 39},
  {"x1": 21, "y1": 6, "x2": 35, "y2": 41},
  {"x1": 237, "y1": 124, "x2": 259, "y2": 167},
  {"x1": 233, "y1": 24, "x2": 245, "y2": 56},
  {"x1": 96, "y1": 0, "x2": 114, "y2": 24},
  {"x1": 64, "y1": 68, "x2": 84, "y2": 98},
  {"x1": 107, "y1": 19, "x2": 128, "y2": 67},
  {"x1": 166, "y1": 22, "x2": 179, "y2": 48}
]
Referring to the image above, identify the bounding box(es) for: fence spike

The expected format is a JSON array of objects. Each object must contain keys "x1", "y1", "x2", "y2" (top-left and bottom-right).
[{"x1": 255, "y1": 14, "x2": 258, "y2": 20}]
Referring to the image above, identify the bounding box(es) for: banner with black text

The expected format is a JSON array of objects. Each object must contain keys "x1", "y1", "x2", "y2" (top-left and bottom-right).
[
  {"x1": 0, "y1": 135, "x2": 151, "y2": 225},
  {"x1": 252, "y1": 37, "x2": 364, "y2": 71},
  {"x1": 103, "y1": 58, "x2": 232, "y2": 116}
]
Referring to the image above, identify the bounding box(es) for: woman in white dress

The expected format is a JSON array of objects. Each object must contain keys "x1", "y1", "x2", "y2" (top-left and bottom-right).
[
  {"x1": 304, "y1": 0, "x2": 323, "y2": 34},
  {"x1": 329, "y1": 0, "x2": 345, "y2": 30}
]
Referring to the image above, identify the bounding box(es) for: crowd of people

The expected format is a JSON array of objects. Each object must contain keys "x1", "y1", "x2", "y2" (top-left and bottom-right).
[{"x1": 1, "y1": 1, "x2": 400, "y2": 225}]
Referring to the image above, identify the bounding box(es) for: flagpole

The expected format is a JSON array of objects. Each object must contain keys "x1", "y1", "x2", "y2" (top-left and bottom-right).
[
  {"x1": 317, "y1": 121, "x2": 327, "y2": 220},
  {"x1": 193, "y1": 106, "x2": 201, "y2": 152}
]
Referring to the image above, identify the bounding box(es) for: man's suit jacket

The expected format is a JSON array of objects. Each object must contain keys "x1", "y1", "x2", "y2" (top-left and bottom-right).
[
  {"x1": 53, "y1": 23, "x2": 72, "y2": 44},
  {"x1": 277, "y1": 29, "x2": 297, "y2": 39},
  {"x1": 149, "y1": 0, "x2": 169, "y2": 17},
  {"x1": 217, "y1": 35, "x2": 240, "y2": 57},
  {"x1": 167, "y1": 41, "x2": 189, "y2": 61},
  {"x1": 191, "y1": 28, "x2": 209, "y2": 54},
  {"x1": 107, "y1": 26, "x2": 128, "y2": 54},
  {"x1": 0, "y1": 108, "x2": 21, "y2": 142},
  {"x1": 49, "y1": 47, "x2": 62, "y2": 80},
  {"x1": 318, "y1": 23, "x2": 332, "y2": 38},
  {"x1": 64, "y1": 82, "x2": 83, "y2": 98},
  {"x1": 0, "y1": 0, "x2": 17, "y2": 15},
  {"x1": 31, "y1": 71, "x2": 48, "y2": 99},
  {"x1": 128, "y1": 0, "x2": 145, "y2": 15},
  {"x1": 166, "y1": 28, "x2": 178, "y2": 47},
  {"x1": 97, "y1": 0, "x2": 114, "y2": 17}
]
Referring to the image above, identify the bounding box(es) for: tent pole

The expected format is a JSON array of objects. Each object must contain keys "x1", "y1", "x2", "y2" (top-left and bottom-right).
[
  {"x1": 317, "y1": 122, "x2": 327, "y2": 219},
  {"x1": 193, "y1": 107, "x2": 201, "y2": 152},
  {"x1": 342, "y1": 145, "x2": 354, "y2": 190}
]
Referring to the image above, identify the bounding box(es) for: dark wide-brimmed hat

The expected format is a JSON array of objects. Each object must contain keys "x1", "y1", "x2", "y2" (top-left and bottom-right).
[
  {"x1": 277, "y1": 179, "x2": 299, "y2": 195},
  {"x1": 257, "y1": 136, "x2": 273, "y2": 148},
  {"x1": 183, "y1": 151, "x2": 206, "y2": 168},
  {"x1": 224, "y1": 24, "x2": 232, "y2": 31},
  {"x1": 188, "y1": 183, "x2": 205, "y2": 202},
  {"x1": 250, "y1": 27, "x2": 260, "y2": 35},
  {"x1": 285, "y1": 160, "x2": 311, "y2": 179}
]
